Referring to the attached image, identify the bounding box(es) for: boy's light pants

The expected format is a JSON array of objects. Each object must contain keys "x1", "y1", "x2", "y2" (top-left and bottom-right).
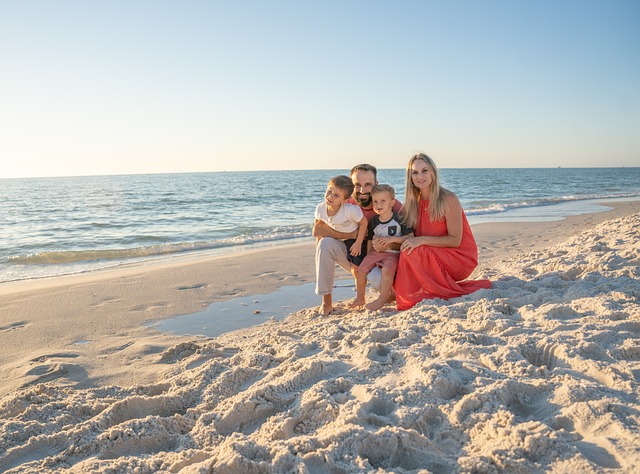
[{"x1": 315, "y1": 237, "x2": 382, "y2": 295}]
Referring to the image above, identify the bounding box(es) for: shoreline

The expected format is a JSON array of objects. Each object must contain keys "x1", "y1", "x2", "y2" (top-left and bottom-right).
[
  {"x1": 1, "y1": 200, "x2": 636, "y2": 310},
  {"x1": 2, "y1": 196, "x2": 637, "y2": 285}
]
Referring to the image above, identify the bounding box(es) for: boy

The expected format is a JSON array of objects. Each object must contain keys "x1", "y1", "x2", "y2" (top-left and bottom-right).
[
  {"x1": 350, "y1": 184, "x2": 413, "y2": 311},
  {"x1": 315, "y1": 175, "x2": 368, "y2": 315}
]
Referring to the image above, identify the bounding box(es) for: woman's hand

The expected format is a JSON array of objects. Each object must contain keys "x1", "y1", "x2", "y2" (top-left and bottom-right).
[
  {"x1": 401, "y1": 236, "x2": 422, "y2": 255},
  {"x1": 373, "y1": 235, "x2": 402, "y2": 252},
  {"x1": 377, "y1": 236, "x2": 394, "y2": 247}
]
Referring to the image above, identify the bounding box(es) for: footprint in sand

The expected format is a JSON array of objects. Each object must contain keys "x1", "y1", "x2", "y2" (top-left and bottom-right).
[
  {"x1": 254, "y1": 271, "x2": 276, "y2": 277},
  {"x1": 176, "y1": 283, "x2": 206, "y2": 291},
  {"x1": 0, "y1": 434, "x2": 69, "y2": 472},
  {"x1": 362, "y1": 396, "x2": 397, "y2": 425},
  {"x1": 611, "y1": 339, "x2": 640, "y2": 361},
  {"x1": 99, "y1": 394, "x2": 189, "y2": 428},
  {"x1": 615, "y1": 321, "x2": 640, "y2": 334},
  {"x1": 353, "y1": 429, "x2": 455, "y2": 472},
  {"x1": 539, "y1": 304, "x2": 582, "y2": 321},
  {"x1": 366, "y1": 343, "x2": 392, "y2": 364},
  {"x1": 0, "y1": 320, "x2": 28, "y2": 332},
  {"x1": 213, "y1": 359, "x2": 335, "y2": 437},
  {"x1": 350, "y1": 386, "x2": 398, "y2": 429},
  {"x1": 366, "y1": 328, "x2": 400, "y2": 344},
  {"x1": 294, "y1": 341, "x2": 321, "y2": 358},
  {"x1": 552, "y1": 416, "x2": 622, "y2": 469},
  {"x1": 577, "y1": 341, "x2": 614, "y2": 362},
  {"x1": 91, "y1": 297, "x2": 124, "y2": 308},
  {"x1": 217, "y1": 288, "x2": 243, "y2": 297},
  {"x1": 499, "y1": 381, "x2": 552, "y2": 422},
  {"x1": 97, "y1": 422, "x2": 182, "y2": 460},
  {"x1": 30, "y1": 352, "x2": 80, "y2": 363},
  {"x1": 574, "y1": 440, "x2": 621, "y2": 469},
  {"x1": 21, "y1": 362, "x2": 87, "y2": 388},
  {"x1": 131, "y1": 302, "x2": 168, "y2": 312},
  {"x1": 159, "y1": 341, "x2": 201, "y2": 363},
  {"x1": 98, "y1": 341, "x2": 134, "y2": 355},
  {"x1": 520, "y1": 343, "x2": 561, "y2": 370},
  {"x1": 411, "y1": 406, "x2": 448, "y2": 440}
]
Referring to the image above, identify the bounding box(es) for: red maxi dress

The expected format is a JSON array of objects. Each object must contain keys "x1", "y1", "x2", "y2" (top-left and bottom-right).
[{"x1": 394, "y1": 200, "x2": 491, "y2": 310}]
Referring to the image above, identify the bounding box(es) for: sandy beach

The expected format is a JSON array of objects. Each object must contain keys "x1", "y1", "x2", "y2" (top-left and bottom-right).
[{"x1": 0, "y1": 201, "x2": 639, "y2": 472}]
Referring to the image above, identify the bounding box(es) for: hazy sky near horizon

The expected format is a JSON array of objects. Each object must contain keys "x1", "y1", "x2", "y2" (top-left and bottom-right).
[{"x1": 1, "y1": 1, "x2": 639, "y2": 178}]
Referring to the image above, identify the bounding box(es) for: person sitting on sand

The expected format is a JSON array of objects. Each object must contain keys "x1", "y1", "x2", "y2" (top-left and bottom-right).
[
  {"x1": 394, "y1": 153, "x2": 491, "y2": 310},
  {"x1": 350, "y1": 184, "x2": 413, "y2": 311},
  {"x1": 314, "y1": 175, "x2": 368, "y2": 315},
  {"x1": 313, "y1": 164, "x2": 402, "y2": 315}
]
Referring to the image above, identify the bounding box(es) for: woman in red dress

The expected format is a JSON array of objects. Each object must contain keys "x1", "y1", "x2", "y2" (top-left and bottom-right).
[{"x1": 394, "y1": 153, "x2": 491, "y2": 310}]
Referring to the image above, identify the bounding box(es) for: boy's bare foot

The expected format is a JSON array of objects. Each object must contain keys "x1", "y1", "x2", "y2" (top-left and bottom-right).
[
  {"x1": 348, "y1": 298, "x2": 365, "y2": 309},
  {"x1": 365, "y1": 297, "x2": 386, "y2": 311}
]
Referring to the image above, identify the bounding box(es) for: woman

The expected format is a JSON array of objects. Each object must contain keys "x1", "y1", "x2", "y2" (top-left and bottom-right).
[{"x1": 394, "y1": 153, "x2": 491, "y2": 310}]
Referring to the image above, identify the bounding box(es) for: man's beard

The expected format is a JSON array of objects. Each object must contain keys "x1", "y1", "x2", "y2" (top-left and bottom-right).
[{"x1": 356, "y1": 193, "x2": 372, "y2": 207}]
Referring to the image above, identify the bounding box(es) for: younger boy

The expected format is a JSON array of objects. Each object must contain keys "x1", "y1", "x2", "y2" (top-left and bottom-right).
[
  {"x1": 315, "y1": 175, "x2": 368, "y2": 315},
  {"x1": 350, "y1": 184, "x2": 413, "y2": 311}
]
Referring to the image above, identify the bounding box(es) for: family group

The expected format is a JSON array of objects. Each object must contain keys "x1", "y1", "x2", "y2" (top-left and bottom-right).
[{"x1": 313, "y1": 153, "x2": 492, "y2": 315}]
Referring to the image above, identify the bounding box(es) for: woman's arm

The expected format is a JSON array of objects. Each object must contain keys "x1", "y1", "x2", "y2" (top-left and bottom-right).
[
  {"x1": 401, "y1": 193, "x2": 464, "y2": 254},
  {"x1": 376, "y1": 232, "x2": 413, "y2": 247},
  {"x1": 371, "y1": 236, "x2": 397, "y2": 252}
]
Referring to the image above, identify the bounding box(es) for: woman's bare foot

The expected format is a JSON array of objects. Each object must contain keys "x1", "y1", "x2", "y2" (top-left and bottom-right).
[
  {"x1": 365, "y1": 297, "x2": 386, "y2": 311},
  {"x1": 386, "y1": 289, "x2": 396, "y2": 303},
  {"x1": 349, "y1": 298, "x2": 365, "y2": 309}
]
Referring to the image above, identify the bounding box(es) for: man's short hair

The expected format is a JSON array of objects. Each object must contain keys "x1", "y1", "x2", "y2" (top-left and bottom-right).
[
  {"x1": 371, "y1": 184, "x2": 395, "y2": 199},
  {"x1": 350, "y1": 163, "x2": 377, "y2": 179},
  {"x1": 328, "y1": 175, "x2": 355, "y2": 198}
]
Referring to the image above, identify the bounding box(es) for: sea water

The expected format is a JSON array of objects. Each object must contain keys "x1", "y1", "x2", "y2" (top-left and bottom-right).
[{"x1": 1, "y1": 167, "x2": 639, "y2": 283}]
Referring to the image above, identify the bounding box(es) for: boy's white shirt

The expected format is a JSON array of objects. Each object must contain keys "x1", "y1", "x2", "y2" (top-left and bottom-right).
[{"x1": 315, "y1": 202, "x2": 363, "y2": 234}]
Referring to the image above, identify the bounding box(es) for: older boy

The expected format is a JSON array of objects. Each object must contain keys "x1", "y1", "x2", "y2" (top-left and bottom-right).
[{"x1": 314, "y1": 175, "x2": 368, "y2": 315}]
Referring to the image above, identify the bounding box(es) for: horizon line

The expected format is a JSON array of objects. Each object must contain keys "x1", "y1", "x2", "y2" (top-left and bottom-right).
[{"x1": 2, "y1": 165, "x2": 638, "y2": 181}]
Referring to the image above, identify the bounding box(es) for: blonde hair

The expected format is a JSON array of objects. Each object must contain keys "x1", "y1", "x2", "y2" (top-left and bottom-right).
[
  {"x1": 401, "y1": 153, "x2": 448, "y2": 227},
  {"x1": 371, "y1": 184, "x2": 395, "y2": 200}
]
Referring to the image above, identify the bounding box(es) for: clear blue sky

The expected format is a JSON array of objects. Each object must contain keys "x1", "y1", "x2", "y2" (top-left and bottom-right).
[{"x1": 1, "y1": 0, "x2": 638, "y2": 178}]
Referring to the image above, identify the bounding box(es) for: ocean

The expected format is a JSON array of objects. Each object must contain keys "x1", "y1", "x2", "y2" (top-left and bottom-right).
[{"x1": 1, "y1": 168, "x2": 639, "y2": 283}]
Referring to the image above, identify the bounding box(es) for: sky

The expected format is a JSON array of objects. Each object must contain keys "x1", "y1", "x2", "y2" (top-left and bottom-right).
[{"x1": 1, "y1": 1, "x2": 639, "y2": 178}]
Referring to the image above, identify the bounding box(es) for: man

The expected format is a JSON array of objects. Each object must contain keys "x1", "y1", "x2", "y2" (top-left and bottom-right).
[{"x1": 312, "y1": 164, "x2": 402, "y2": 314}]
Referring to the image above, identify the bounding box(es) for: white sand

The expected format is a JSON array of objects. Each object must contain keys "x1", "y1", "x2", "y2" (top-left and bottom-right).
[{"x1": 0, "y1": 203, "x2": 639, "y2": 472}]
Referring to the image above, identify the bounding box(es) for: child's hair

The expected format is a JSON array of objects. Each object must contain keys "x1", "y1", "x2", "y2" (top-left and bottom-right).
[
  {"x1": 371, "y1": 184, "x2": 395, "y2": 200},
  {"x1": 328, "y1": 175, "x2": 355, "y2": 199}
]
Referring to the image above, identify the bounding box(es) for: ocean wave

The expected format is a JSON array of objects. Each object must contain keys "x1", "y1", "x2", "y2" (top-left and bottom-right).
[
  {"x1": 6, "y1": 226, "x2": 313, "y2": 266},
  {"x1": 465, "y1": 191, "x2": 640, "y2": 216}
]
